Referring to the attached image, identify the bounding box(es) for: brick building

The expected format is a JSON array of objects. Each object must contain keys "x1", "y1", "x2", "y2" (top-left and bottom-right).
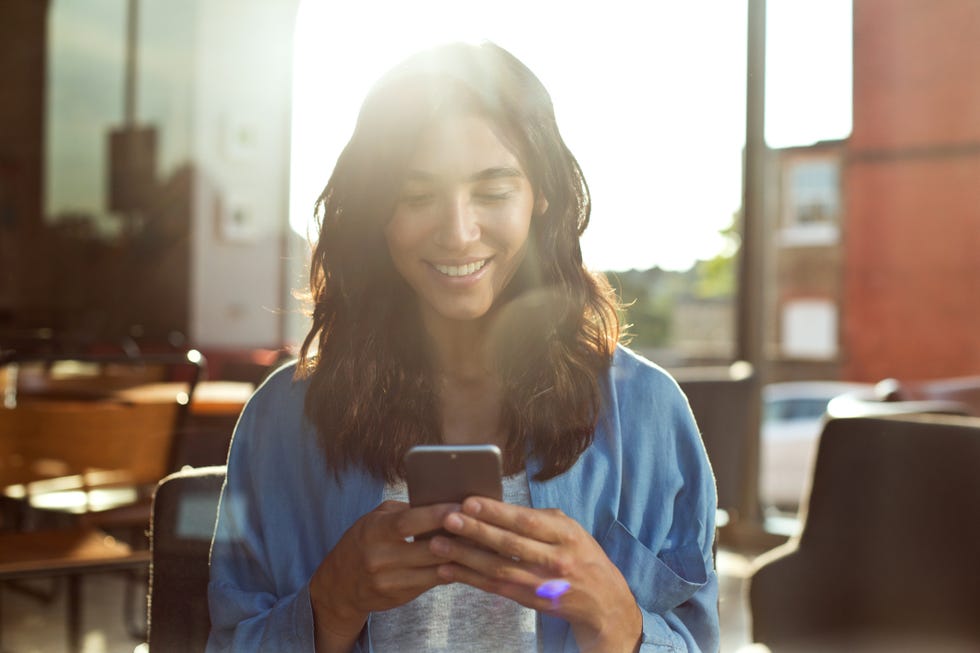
[
  {"x1": 844, "y1": 0, "x2": 980, "y2": 381},
  {"x1": 766, "y1": 140, "x2": 847, "y2": 382},
  {"x1": 769, "y1": 0, "x2": 980, "y2": 383}
]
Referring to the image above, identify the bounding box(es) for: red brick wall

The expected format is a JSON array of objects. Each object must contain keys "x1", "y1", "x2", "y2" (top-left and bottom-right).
[
  {"x1": 852, "y1": 0, "x2": 980, "y2": 149},
  {"x1": 844, "y1": 0, "x2": 980, "y2": 381}
]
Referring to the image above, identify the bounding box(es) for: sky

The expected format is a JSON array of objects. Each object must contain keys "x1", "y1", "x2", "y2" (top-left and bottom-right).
[{"x1": 289, "y1": 0, "x2": 852, "y2": 272}]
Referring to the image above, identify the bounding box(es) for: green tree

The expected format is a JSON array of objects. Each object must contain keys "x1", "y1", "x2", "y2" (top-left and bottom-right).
[
  {"x1": 694, "y1": 211, "x2": 740, "y2": 299},
  {"x1": 607, "y1": 268, "x2": 673, "y2": 348},
  {"x1": 606, "y1": 212, "x2": 739, "y2": 349}
]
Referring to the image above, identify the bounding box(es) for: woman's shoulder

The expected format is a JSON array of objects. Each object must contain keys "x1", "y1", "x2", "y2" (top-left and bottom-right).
[
  {"x1": 606, "y1": 344, "x2": 694, "y2": 434},
  {"x1": 237, "y1": 359, "x2": 309, "y2": 426},
  {"x1": 604, "y1": 345, "x2": 706, "y2": 467},
  {"x1": 224, "y1": 359, "x2": 320, "y2": 469},
  {"x1": 609, "y1": 344, "x2": 684, "y2": 396}
]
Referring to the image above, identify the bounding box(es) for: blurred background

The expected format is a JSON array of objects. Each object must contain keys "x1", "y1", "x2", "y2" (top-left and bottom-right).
[{"x1": 1, "y1": 0, "x2": 979, "y2": 651}]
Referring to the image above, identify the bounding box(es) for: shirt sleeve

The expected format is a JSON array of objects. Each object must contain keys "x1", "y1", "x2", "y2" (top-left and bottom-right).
[
  {"x1": 610, "y1": 353, "x2": 721, "y2": 652},
  {"x1": 205, "y1": 394, "x2": 326, "y2": 652},
  {"x1": 632, "y1": 477, "x2": 719, "y2": 653}
]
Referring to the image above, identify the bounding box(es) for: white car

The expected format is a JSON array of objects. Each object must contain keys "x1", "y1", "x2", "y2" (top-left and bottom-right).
[{"x1": 760, "y1": 381, "x2": 873, "y2": 510}]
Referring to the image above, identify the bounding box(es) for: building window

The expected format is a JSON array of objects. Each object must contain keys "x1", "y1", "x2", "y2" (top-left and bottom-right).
[
  {"x1": 780, "y1": 159, "x2": 840, "y2": 246},
  {"x1": 781, "y1": 299, "x2": 837, "y2": 359}
]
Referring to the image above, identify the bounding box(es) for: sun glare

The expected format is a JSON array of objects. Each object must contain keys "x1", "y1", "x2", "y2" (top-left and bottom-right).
[{"x1": 290, "y1": 1, "x2": 850, "y2": 272}]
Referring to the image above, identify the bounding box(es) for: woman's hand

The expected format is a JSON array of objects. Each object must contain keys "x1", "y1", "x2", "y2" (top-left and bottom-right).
[
  {"x1": 428, "y1": 498, "x2": 643, "y2": 653},
  {"x1": 309, "y1": 500, "x2": 460, "y2": 653}
]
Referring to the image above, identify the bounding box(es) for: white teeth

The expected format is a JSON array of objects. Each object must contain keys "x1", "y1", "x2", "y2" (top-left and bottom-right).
[{"x1": 434, "y1": 259, "x2": 488, "y2": 277}]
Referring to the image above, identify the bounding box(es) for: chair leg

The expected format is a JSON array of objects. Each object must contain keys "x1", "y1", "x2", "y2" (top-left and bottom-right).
[
  {"x1": 3, "y1": 577, "x2": 60, "y2": 603},
  {"x1": 0, "y1": 584, "x2": 17, "y2": 653},
  {"x1": 66, "y1": 575, "x2": 81, "y2": 653},
  {"x1": 123, "y1": 569, "x2": 148, "y2": 640},
  {"x1": 0, "y1": 583, "x2": 5, "y2": 653}
]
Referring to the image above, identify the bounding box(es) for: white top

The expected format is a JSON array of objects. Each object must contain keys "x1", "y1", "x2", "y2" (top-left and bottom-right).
[{"x1": 370, "y1": 471, "x2": 539, "y2": 652}]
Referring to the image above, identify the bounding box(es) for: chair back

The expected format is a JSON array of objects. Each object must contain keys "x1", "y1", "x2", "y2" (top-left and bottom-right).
[
  {"x1": 750, "y1": 414, "x2": 980, "y2": 648},
  {"x1": 148, "y1": 465, "x2": 225, "y2": 653},
  {"x1": 2, "y1": 399, "x2": 178, "y2": 486},
  {"x1": 908, "y1": 375, "x2": 980, "y2": 416},
  {"x1": 675, "y1": 364, "x2": 757, "y2": 518},
  {"x1": 0, "y1": 351, "x2": 203, "y2": 489}
]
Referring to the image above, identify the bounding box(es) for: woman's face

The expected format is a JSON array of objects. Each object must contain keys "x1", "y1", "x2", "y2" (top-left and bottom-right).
[{"x1": 385, "y1": 114, "x2": 539, "y2": 328}]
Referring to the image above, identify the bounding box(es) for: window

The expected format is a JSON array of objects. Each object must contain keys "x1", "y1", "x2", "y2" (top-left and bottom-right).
[
  {"x1": 46, "y1": 0, "x2": 195, "y2": 238},
  {"x1": 289, "y1": 1, "x2": 748, "y2": 273},
  {"x1": 764, "y1": 397, "x2": 831, "y2": 422},
  {"x1": 780, "y1": 159, "x2": 840, "y2": 246},
  {"x1": 781, "y1": 299, "x2": 837, "y2": 359}
]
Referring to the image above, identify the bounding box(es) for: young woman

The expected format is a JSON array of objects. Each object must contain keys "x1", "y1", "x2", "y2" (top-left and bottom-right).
[{"x1": 207, "y1": 42, "x2": 718, "y2": 653}]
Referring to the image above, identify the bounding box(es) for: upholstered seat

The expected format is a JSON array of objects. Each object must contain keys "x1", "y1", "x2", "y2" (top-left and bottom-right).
[
  {"x1": 148, "y1": 465, "x2": 225, "y2": 653},
  {"x1": 748, "y1": 415, "x2": 980, "y2": 651}
]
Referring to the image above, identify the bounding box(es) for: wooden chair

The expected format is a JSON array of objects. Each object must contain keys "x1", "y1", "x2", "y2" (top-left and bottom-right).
[
  {"x1": 1, "y1": 351, "x2": 204, "y2": 527},
  {"x1": 148, "y1": 466, "x2": 225, "y2": 653},
  {"x1": 0, "y1": 351, "x2": 204, "y2": 646},
  {"x1": 2, "y1": 396, "x2": 185, "y2": 538},
  {"x1": 748, "y1": 414, "x2": 980, "y2": 652}
]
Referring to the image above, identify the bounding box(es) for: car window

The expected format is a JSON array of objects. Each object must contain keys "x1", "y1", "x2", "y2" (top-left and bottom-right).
[
  {"x1": 765, "y1": 397, "x2": 830, "y2": 422},
  {"x1": 784, "y1": 398, "x2": 829, "y2": 420},
  {"x1": 763, "y1": 399, "x2": 786, "y2": 422}
]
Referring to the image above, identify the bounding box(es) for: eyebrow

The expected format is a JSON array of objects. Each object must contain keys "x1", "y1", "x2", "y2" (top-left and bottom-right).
[
  {"x1": 403, "y1": 166, "x2": 526, "y2": 183},
  {"x1": 468, "y1": 166, "x2": 525, "y2": 182}
]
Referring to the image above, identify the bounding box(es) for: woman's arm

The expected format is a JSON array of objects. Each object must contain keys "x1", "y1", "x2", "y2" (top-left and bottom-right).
[
  {"x1": 306, "y1": 500, "x2": 462, "y2": 653},
  {"x1": 206, "y1": 384, "x2": 462, "y2": 653},
  {"x1": 206, "y1": 403, "x2": 322, "y2": 652},
  {"x1": 604, "y1": 357, "x2": 719, "y2": 652},
  {"x1": 428, "y1": 353, "x2": 719, "y2": 652},
  {"x1": 428, "y1": 499, "x2": 644, "y2": 652}
]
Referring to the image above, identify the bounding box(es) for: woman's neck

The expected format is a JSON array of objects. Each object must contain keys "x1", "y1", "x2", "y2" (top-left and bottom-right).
[
  {"x1": 421, "y1": 307, "x2": 493, "y2": 379},
  {"x1": 421, "y1": 311, "x2": 506, "y2": 447}
]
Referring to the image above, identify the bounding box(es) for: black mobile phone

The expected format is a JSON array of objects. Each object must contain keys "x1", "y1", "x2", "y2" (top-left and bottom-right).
[{"x1": 405, "y1": 444, "x2": 504, "y2": 507}]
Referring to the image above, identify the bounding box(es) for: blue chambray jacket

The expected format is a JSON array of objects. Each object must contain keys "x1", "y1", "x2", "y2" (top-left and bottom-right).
[{"x1": 206, "y1": 346, "x2": 719, "y2": 652}]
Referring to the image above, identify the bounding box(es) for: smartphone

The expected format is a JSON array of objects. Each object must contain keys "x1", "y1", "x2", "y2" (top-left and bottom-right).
[{"x1": 405, "y1": 444, "x2": 503, "y2": 507}]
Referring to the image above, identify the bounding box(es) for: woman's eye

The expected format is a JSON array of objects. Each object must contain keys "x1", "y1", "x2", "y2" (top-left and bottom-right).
[
  {"x1": 474, "y1": 191, "x2": 512, "y2": 202},
  {"x1": 400, "y1": 192, "x2": 434, "y2": 207}
]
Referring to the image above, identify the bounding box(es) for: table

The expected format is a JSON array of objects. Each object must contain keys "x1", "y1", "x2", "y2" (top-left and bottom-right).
[
  {"x1": 0, "y1": 527, "x2": 151, "y2": 653},
  {"x1": 113, "y1": 380, "x2": 255, "y2": 416}
]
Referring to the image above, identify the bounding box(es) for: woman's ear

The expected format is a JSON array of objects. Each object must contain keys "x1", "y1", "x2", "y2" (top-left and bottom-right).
[{"x1": 534, "y1": 194, "x2": 549, "y2": 216}]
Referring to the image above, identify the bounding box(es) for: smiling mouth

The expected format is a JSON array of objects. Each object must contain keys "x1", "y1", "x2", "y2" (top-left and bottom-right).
[{"x1": 432, "y1": 259, "x2": 489, "y2": 278}]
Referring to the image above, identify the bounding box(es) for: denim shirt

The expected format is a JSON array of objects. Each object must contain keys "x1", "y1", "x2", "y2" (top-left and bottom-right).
[{"x1": 206, "y1": 346, "x2": 720, "y2": 652}]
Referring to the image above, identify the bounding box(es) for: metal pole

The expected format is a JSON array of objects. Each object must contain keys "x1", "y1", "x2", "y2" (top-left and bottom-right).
[
  {"x1": 734, "y1": 0, "x2": 768, "y2": 537},
  {"x1": 124, "y1": 0, "x2": 138, "y2": 127}
]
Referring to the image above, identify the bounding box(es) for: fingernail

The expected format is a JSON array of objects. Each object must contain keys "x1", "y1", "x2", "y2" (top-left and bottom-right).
[
  {"x1": 446, "y1": 513, "x2": 464, "y2": 531},
  {"x1": 437, "y1": 564, "x2": 454, "y2": 581},
  {"x1": 464, "y1": 499, "x2": 482, "y2": 515}
]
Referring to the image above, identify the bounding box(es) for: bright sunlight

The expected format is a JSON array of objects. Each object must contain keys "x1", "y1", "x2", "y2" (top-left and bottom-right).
[{"x1": 289, "y1": 0, "x2": 851, "y2": 272}]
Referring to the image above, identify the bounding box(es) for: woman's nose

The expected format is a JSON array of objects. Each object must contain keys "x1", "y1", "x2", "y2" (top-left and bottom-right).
[{"x1": 433, "y1": 195, "x2": 480, "y2": 250}]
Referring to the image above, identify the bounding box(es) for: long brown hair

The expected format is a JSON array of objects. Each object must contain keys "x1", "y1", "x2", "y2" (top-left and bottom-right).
[{"x1": 297, "y1": 42, "x2": 620, "y2": 481}]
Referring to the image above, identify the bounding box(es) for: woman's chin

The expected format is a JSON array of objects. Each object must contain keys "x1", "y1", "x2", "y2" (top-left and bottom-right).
[{"x1": 421, "y1": 298, "x2": 495, "y2": 326}]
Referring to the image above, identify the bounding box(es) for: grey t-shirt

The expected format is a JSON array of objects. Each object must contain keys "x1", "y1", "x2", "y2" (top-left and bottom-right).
[{"x1": 370, "y1": 471, "x2": 538, "y2": 652}]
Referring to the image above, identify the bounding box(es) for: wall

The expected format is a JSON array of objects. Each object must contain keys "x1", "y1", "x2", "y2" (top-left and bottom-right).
[
  {"x1": 0, "y1": 0, "x2": 48, "y2": 322},
  {"x1": 189, "y1": 0, "x2": 299, "y2": 348},
  {"x1": 844, "y1": 0, "x2": 980, "y2": 381}
]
